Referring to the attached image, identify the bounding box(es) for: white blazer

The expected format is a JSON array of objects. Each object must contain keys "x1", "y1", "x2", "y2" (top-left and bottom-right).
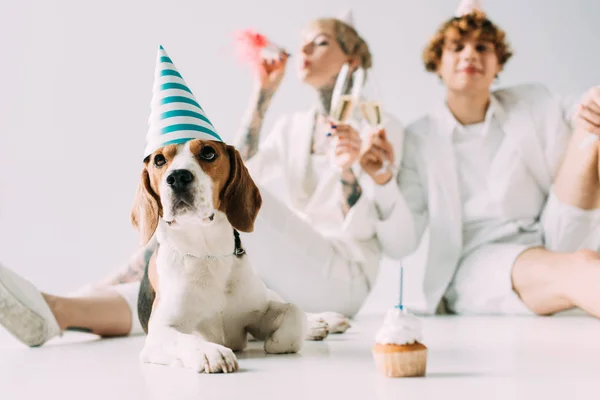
[
  {"x1": 246, "y1": 106, "x2": 404, "y2": 288},
  {"x1": 375, "y1": 84, "x2": 578, "y2": 314}
]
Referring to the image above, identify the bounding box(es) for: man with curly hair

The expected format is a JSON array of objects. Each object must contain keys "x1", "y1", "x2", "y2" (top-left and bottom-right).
[{"x1": 360, "y1": 0, "x2": 600, "y2": 317}]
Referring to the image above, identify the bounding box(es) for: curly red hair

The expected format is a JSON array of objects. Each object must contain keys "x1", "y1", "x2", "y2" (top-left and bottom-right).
[{"x1": 423, "y1": 11, "x2": 513, "y2": 73}]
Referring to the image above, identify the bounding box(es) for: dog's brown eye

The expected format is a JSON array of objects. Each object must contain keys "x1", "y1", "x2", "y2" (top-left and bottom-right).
[
  {"x1": 199, "y1": 146, "x2": 217, "y2": 162},
  {"x1": 154, "y1": 154, "x2": 166, "y2": 167}
]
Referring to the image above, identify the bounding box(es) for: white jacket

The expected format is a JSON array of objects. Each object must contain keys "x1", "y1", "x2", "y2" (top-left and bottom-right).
[
  {"x1": 374, "y1": 84, "x2": 578, "y2": 314},
  {"x1": 246, "y1": 106, "x2": 404, "y2": 288}
]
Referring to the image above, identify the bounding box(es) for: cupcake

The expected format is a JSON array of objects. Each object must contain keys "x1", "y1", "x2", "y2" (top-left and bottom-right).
[{"x1": 372, "y1": 307, "x2": 427, "y2": 377}]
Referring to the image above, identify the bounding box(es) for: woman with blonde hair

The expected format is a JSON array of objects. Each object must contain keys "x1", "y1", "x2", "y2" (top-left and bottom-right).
[{"x1": 236, "y1": 10, "x2": 403, "y2": 317}]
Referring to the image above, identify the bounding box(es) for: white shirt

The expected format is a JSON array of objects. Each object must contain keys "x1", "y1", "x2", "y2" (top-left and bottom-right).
[
  {"x1": 451, "y1": 110, "x2": 534, "y2": 255},
  {"x1": 454, "y1": 120, "x2": 496, "y2": 222},
  {"x1": 376, "y1": 97, "x2": 547, "y2": 257},
  {"x1": 371, "y1": 84, "x2": 580, "y2": 314},
  {"x1": 245, "y1": 107, "x2": 405, "y2": 287}
]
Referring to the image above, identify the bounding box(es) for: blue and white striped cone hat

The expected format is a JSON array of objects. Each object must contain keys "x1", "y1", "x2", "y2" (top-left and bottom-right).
[{"x1": 143, "y1": 45, "x2": 223, "y2": 159}]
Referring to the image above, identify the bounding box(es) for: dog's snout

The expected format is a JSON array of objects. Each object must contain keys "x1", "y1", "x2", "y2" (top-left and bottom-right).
[{"x1": 167, "y1": 169, "x2": 194, "y2": 191}]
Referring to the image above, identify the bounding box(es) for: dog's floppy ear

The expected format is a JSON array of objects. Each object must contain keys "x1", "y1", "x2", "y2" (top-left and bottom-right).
[
  {"x1": 219, "y1": 145, "x2": 262, "y2": 232},
  {"x1": 131, "y1": 167, "x2": 162, "y2": 245}
]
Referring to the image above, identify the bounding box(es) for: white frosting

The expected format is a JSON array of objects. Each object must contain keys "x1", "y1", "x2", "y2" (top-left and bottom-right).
[{"x1": 375, "y1": 308, "x2": 423, "y2": 345}]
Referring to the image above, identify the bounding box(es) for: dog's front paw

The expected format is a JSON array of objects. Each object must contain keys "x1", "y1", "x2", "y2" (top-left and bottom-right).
[
  {"x1": 317, "y1": 311, "x2": 351, "y2": 334},
  {"x1": 141, "y1": 339, "x2": 239, "y2": 373},
  {"x1": 305, "y1": 314, "x2": 329, "y2": 341},
  {"x1": 179, "y1": 342, "x2": 239, "y2": 374}
]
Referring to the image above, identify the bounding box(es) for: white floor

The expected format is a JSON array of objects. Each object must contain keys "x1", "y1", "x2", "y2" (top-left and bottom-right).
[{"x1": 1, "y1": 312, "x2": 599, "y2": 400}]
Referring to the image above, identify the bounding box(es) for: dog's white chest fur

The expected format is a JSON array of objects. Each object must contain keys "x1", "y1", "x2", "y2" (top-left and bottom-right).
[
  {"x1": 154, "y1": 240, "x2": 271, "y2": 349},
  {"x1": 142, "y1": 231, "x2": 307, "y2": 373}
]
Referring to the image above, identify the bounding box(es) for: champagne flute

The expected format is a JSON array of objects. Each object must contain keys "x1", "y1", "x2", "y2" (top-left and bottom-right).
[
  {"x1": 329, "y1": 63, "x2": 355, "y2": 124},
  {"x1": 361, "y1": 102, "x2": 390, "y2": 175},
  {"x1": 359, "y1": 73, "x2": 394, "y2": 176},
  {"x1": 329, "y1": 64, "x2": 368, "y2": 123},
  {"x1": 360, "y1": 100, "x2": 382, "y2": 126},
  {"x1": 326, "y1": 64, "x2": 365, "y2": 166}
]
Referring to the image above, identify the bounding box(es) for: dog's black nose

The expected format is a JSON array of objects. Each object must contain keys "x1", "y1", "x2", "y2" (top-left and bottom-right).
[{"x1": 166, "y1": 169, "x2": 193, "y2": 191}]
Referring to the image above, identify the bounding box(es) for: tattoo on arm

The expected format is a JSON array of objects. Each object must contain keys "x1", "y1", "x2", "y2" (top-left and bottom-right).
[
  {"x1": 114, "y1": 259, "x2": 145, "y2": 284},
  {"x1": 236, "y1": 89, "x2": 274, "y2": 161},
  {"x1": 340, "y1": 168, "x2": 362, "y2": 216},
  {"x1": 105, "y1": 239, "x2": 157, "y2": 285}
]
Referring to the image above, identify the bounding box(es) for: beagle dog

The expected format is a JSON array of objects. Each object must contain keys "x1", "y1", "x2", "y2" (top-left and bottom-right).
[{"x1": 132, "y1": 139, "x2": 347, "y2": 374}]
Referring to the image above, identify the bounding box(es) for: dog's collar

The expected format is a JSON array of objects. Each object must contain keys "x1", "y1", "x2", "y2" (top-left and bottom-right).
[
  {"x1": 184, "y1": 247, "x2": 245, "y2": 260},
  {"x1": 171, "y1": 229, "x2": 246, "y2": 260}
]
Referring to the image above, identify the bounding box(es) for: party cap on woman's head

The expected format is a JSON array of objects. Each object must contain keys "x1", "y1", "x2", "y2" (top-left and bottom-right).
[{"x1": 338, "y1": 9, "x2": 355, "y2": 27}]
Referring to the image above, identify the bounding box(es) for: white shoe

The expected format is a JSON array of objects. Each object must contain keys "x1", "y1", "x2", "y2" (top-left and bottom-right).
[{"x1": 0, "y1": 263, "x2": 61, "y2": 347}]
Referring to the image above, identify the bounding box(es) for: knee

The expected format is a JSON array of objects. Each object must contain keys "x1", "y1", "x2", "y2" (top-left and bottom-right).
[{"x1": 573, "y1": 248, "x2": 600, "y2": 265}]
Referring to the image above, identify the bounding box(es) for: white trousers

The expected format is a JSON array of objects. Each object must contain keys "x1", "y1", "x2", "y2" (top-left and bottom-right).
[
  {"x1": 240, "y1": 187, "x2": 371, "y2": 317},
  {"x1": 445, "y1": 191, "x2": 600, "y2": 315}
]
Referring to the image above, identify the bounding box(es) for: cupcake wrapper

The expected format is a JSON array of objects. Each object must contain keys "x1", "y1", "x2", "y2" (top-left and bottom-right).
[{"x1": 372, "y1": 348, "x2": 427, "y2": 378}]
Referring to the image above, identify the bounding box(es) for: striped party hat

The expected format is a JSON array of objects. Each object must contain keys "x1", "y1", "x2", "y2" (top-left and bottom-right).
[{"x1": 144, "y1": 45, "x2": 223, "y2": 159}]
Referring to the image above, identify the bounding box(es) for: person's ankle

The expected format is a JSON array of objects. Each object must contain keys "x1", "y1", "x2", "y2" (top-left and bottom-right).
[{"x1": 42, "y1": 294, "x2": 65, "y2": 330}]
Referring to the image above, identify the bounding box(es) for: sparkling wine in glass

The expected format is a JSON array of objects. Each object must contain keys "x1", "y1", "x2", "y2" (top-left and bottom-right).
[
  {"x1": 360, "y1": 100, "x2": 382, "y2": 127},
  {"x1": 331, "y1": 94, "x2": 356, "y2": 122},
  {"x1": 359, "y1": 75, "x2": 393, "y2": 176}
]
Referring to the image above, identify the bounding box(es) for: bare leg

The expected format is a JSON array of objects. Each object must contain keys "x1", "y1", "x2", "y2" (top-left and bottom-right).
[
  {"x1": 518, "y1": 122, "x2": 600, "y2": 317},
  {"x1": 0, "y1": 264, "x2": 133, "y2": 346},
  {"x1": 553, "y1": 129, "x2": 600, "y2": 209},
  {"x1": 43, "y1": 290, "x2": 132, "y2": 337},
  {"x1": 1, "y1": 242, "x2": 150, "y2": 346},
  {"x1": 512, "y1": 248, "x2": 600, "y2": 317}
]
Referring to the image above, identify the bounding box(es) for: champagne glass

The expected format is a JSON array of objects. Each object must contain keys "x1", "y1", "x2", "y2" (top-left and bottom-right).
[
  {"x1": 359, "y1": 72, "x2": 394, "y2": 176},
  {"x1": 325, "y1": 64, "x2": 365, "y2": 166},
  {"x1": 329, "y1": 63, "x2": 355, "y2": 124}
]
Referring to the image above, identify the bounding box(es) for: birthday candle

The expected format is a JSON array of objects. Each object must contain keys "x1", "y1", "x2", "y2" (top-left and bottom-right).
[{"x1": 396, "y1": 266, "x2": 404, "y2": 310}]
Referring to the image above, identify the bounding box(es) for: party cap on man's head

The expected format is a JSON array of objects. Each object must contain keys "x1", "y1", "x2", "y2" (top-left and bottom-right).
[{"x1": 455, "y1": 0, "x2": 485, "y2": 17}]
